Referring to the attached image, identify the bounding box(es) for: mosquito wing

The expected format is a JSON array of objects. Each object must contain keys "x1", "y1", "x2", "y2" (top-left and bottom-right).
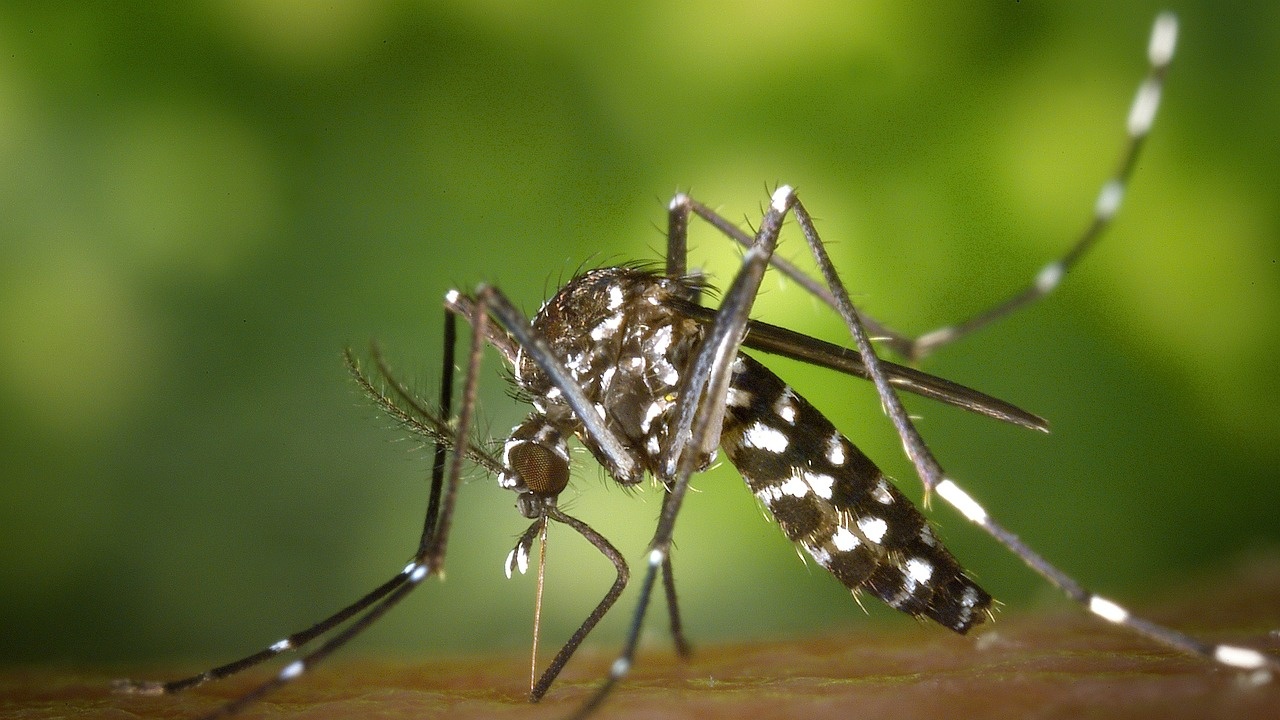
[{"x1": 673, "y1": 299, "x2": 1047, "y2": 432}]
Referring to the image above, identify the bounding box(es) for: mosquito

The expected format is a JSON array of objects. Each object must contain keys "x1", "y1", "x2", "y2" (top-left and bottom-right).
[{"x1": 114, "y1": 11, "x2": 1277, "y2": 719}]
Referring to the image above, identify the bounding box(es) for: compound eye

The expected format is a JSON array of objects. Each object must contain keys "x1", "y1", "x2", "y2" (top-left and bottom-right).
[{"x1": 508, "y1": 441, "x2": 569, "y2": 497}]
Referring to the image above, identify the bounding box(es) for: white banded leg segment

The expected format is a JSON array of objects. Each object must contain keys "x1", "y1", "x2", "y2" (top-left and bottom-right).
[
  {"x1": 1088, "y1": 595, "x2": 1130, "y2": 624},
  {"x1": 1127, "y1": 78, "x2": 1164, "y2": 138},
  {"x1": 935, "y1": 478, "x2": 990, "y2": 526},
  {"x1": 1094, "y1": 180, "x2": 1124, "y2": 221},
  {"x1": 278, "y1": 660, "x2": 305, "y2": 681},
  {"x1": 610, "y1": 656, "x2": 632, "y2": 679},
  {"x1": 872, "y1": 13, "x2": 1179, "y2": 364},
  {"x1": 914, "y1": 326, "x2": 958, "y2": 354},
  {"x1": 1034, "y1": 261, "x2": 1065, "y2": 294},
  {"x1": 935, "y1": 481, "x2": 1279, "y2": 678},
  {"x1": 1214, "y1": 645, "x2": 1270, "y2": 671},
  {"x1": 1149, "y1": 12, "x2": 1178, "y2": 67}
]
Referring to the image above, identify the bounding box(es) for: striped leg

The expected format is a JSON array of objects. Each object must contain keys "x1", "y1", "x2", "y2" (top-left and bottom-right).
[
  {"x1": 783, "y1": 177, "x2": 1280, "y2": 680},
  {"x1": 112, "y1": 299, "x2": 491, "y2": 718},
  {"x1": 935, "y1": 477, "x2": 1278, "y2": 681},
  {"x1": 690, "y1": 13, "x2": 1180, "y2": 364},
  {"x1": 568, "y1": 186, "x2": 795, "y2": 719},
  {"x1": 895, "y1": 11, "x2": 1181, "y2": 361}
]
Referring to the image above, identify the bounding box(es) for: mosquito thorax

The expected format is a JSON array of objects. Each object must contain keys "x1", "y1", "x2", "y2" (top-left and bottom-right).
[{"x1": 512, "y1": 267, "x2": 708, "y2": 482}]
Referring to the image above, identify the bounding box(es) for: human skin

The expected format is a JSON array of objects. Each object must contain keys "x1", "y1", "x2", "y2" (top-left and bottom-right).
[{"x1": 12, "y1": 556, "x2": 1280, "y2": 720}]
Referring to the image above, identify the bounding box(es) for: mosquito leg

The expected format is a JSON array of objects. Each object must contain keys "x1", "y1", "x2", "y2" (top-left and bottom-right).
[
  {"x1": 202, "y1": 289, "x2": 495, "y2": 719},
  {"x1": 529, "y1": 507, "x2": 630, "y2": 702},
  {"x1": 571, "y1": 186, "x2": 796, "y2": 719},
  {"x1": 116, "y1": 289, "x2": 495, "y2": 714},
  {"x1": 421, "y1": 307, "x2": 456, "y2": 548},
  {"x1": 932, "y1": 477, "x2": 1280, "y2": 679},
  {"x1": 661, "y1": 553, "x2": 692, "y2": 659},
  {"x1": 664, "y1": 186, "x2": 791, "y2": 477},
  {"x1": 687, "y1": 14, "x2": 1178, "y2": 364},
  {"x1": 787, "y1": 187, "x2": 1279, "y2": 679},
  {"x1": 898, "y1": 12, "x2": 1180, "y2": 361},
  {"x1": 110, "y1": 572, "x2": 411, "y2": 696},
  {"x1": 659, "y1": 487, "x2": 692, "y2": 658},
  {"x1": 788, "y1": 193, "x2": 948, "y2": 498}
]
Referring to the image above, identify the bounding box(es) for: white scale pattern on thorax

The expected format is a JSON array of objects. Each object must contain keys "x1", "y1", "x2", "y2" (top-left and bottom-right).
[{"x1": 516, "y1": 267, "x2": 992, "y2": 632}]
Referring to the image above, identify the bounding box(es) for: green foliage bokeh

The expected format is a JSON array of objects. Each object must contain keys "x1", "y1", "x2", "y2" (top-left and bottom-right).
[{"x1": 2, "y1": 2, "x2": 1277, "y2": 667}]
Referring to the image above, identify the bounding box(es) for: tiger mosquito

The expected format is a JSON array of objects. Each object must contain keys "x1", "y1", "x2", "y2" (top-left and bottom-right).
[{"x1": 115, "y1": 11, "x2": 1277, "y2": 719}]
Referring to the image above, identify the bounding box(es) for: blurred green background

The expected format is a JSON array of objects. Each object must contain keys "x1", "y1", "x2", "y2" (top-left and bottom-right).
[{"x1": 2, "y1": 1, "x2": 1277, "y2": 670}]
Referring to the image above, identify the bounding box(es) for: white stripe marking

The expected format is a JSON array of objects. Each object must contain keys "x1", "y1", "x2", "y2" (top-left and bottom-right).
[
  {"x1": 1035, "y1": 261, "x2": 1064, "y2": 294},
  {"x1": 918, "y1": 525, "x2": 937, "y2": 547},
  {"x1": 1088, "y1": 595, "x2": 1129, "y2": 624},
  {"x1": 778, "y1": 474, "x2": 810, "y2": 498},
  {"x1": 804, "y1": 543, "x2": 832, "y2": 567},
  {"x1": 871, "y1": 478, "x2": 894, "y2": 505},
  {"x1": 906, "y1": 557, "x2": 934, "y2": 585},
  {"x1": 857, "y1": 516, "x2": 888, "y2": 544},
  {"x1": 611, "y1": 657, "x2": 631, "y2": 678},
  {"x1": 1095, "y1": 180, "x2": 1124, "y2": 220},
  {"x1": 936, "y1": 478, "x2": 989, "y2": 524},
  {"x1": 742, "y1": 422, "x2": 789, "y2": 453},
  {"x1": 901, "y1": 557, "x2": 934, "y2": 594},
  {"x1": 279, "y1": 660, "x2": 305, "y2": 680},
  {"x1": 589, "y1": 312, "x2": 624, "y2": 341},
  {"x1": 773, "y1": 388, "x2": 798, "y2": 424},
  {"x1": 606, "y1": 284, "x2": 624, "y2": 310},
  {"x1": 1214, "y1": 645, "x2": 1268, "y2": 670},
  {"x1": 831, "y1": 526, "x2": 861, "y2": 552},
  {"x1": 640, "y1": 400, "x2": 664, "y2": 433},
  {"x1": 803, "y1": 470, "x2": 836, "y2": 499},
  {"x1": 1149, "y1": 12, "x2": 1178, "y2": 67},
  {"x1": 771, "y1": 185, "x2": 794, "y2": 212},
  {"x1": 651, "y1": 325, "x2": 674, "y2": 355},
  {"x1": 1127, "y1": 79, "x2": 1162, "y2": 137},
  {"x1": 916, "y1": 326, "x2": 956, "y2": 350},
  {"x1": 825, "y1": 433, "x2": 846, "y2": 466}
]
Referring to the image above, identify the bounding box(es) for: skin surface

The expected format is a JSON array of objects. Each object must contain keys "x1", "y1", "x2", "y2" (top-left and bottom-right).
[{"x1": 10, "y1": 556, "x2": 1279, "y2": 720}]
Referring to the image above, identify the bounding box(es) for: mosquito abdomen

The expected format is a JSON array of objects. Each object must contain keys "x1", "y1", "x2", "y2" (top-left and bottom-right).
[{"x1": 720, "y1": 353, "x2": 992, "y2": 633}]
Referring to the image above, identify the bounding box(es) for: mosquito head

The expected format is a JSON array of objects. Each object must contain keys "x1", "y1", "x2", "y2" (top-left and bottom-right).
[
  {"x1": 500, "y1": 415, "x2": 571, "y2": 517},
  {"x1": 507, "y1": 441, "x2": 569, "y2": 496}
]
